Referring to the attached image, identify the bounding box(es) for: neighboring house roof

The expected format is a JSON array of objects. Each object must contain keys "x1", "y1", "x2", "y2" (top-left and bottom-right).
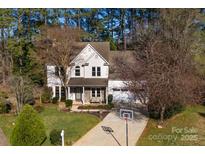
[
  {"x1": 68, "y1": 78, "x2": 108, "y2": 86},
  {"x1": 73, "y1": 42, "x2": 110, "y2": 62}
]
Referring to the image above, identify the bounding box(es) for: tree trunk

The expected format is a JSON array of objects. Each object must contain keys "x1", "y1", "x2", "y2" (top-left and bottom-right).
[
  {"x1": 123, "y1": 33, "x2": 127, "y2": 51},
  {"x1": 1, "y1": 27, "x2": 6, "y2": 85},
  {"x1": 27, "y1": 9, "x2": 31, "y2": 40},
  {"x1": 40, "y1": 93, "x2": 42, "y2": 104},
  {"x1": 2, "y1": 58, "x2": 6, "y2": 85},
  {"x1": 77, "y1": 9, "x2": 81, "y2": 29},
  {"x1": 17, "y1": 12, "x2": 21, "y2": 39},
  {"x1": 111, "y1": 9, "x2": 114, "y2": 39},
  {"x1": 160, "y1": 106, "x2": 166, "y2": 124}
]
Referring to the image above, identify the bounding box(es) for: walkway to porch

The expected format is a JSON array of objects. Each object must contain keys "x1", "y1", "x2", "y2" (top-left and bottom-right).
[{"x1": 71, "y1": 104, "x2": 111, "y2": 112}]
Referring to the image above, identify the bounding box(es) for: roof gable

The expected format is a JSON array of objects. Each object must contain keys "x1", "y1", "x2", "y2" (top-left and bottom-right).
[{"x1": 71, "y1": 43, "x2": 109, "y2": 65}]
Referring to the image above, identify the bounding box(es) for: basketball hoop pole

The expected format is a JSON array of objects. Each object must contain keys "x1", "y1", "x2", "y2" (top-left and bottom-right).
[
  {"x1": 120, "y1": 109, "x2": 133, "y2": 146},
  {"x1": 125, "y1": 117, "x2": 128, "y2": 146}
]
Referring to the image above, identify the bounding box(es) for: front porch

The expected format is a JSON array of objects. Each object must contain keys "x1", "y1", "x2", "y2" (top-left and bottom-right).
[{"x1": 51, "y1": 86, "x2": 108, "y2": 104}]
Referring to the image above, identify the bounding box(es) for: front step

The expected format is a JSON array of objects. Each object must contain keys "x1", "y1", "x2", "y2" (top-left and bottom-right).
[{"x1": 73, "y1": 100, "x2": 83, "y2": 105}]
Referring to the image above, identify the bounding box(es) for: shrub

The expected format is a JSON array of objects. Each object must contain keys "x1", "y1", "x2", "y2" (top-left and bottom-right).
[
  {"x1": 0, "y1": 101, "x2": 6, "y2": 113},
  {"x1": 52, "y1": 97, "x2": 59, "y2": 104},
  {"x1": 10, "y1": 104, "x2": 47, "y2": 145},
  {"x1": 41, "y1": 88, "x2": 52, "y2": 103},
  {"x1": 164, "y1": 103, "x2": 185, "y2": 118},
  {"x1": 108, "y1": 102, "x2": 114, "y2": 108},
  {"x1": 107, "y1": 95, "x2": 114, "y2": 108},
  {"x1": 0, "y1": 100, "x2": 11, "y2": 114},
  {"x1": 61, "y1": 96, "x2": 66, "y2": 102},
  {"x1": 148, "y1": 102, "x2": 185, "y2": 120},
  {"x1": 34, "y1": 105, "x2": 45, "y2": 113},
  {"x1": 50, "y1": 129, "x2": 61, "y2": 145},
  {"x1": 27, "y1": 97, "x2": 36, "y2": 105},
  {"x1": 78, "y1": 104, "x2": 112, "y2": 110},
  {"x1": 108, "y1": 94, "x2": 113, "y2": 104},
  {"x1": 65, "y1": 99, "x2": 73, "y2": 108}
]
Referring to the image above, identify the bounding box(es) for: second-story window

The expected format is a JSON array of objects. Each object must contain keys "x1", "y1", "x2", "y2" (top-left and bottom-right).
[
  {"x1": 75, "y1": 66, "x2": 80, "y2": 76},
  {"x1": 97, "y1": 67, "x2": 101, "y2": 76},
  {"x1": 92, "y1": 67, "x2": 101, "y2": 76},
  {"x1": 92, "y1": 67, "x2": 96, "y2": 76}
]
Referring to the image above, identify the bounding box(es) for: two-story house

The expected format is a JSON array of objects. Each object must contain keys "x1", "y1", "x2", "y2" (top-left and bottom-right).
[{"x1": 47, "y1": 42, "x2": 110, "y2": 104}]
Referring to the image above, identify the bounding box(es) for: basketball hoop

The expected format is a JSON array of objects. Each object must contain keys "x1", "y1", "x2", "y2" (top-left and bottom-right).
[{"x1": 120, "y1": 109, "x2": 133, "y2": 120}]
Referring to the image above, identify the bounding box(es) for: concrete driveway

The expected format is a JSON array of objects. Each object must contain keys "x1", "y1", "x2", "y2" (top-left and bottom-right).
[
  {"x1": 73, "y1": 111, "x2": 148, "y2": 146},
  {"x1": 0, "y1": 128, "x2": 9, "y2": 146}
]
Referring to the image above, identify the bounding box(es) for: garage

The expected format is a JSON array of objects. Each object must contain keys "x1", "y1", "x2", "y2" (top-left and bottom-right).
[{"x1": 108, "y1": 80, "x2": 135, "y2": 103}]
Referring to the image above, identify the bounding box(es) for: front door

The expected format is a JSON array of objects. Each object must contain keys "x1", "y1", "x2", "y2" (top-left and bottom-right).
[{"x1": 75, "y1": 87, "x2": 82, "y2": 100}]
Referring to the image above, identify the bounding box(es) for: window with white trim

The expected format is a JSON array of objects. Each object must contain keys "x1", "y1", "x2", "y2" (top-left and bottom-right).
[
  {"x1": 92, "y1": 67, "x2": 96, "y2": 76},
  {"x1": 91, "y1": 88, "x2": 101, "y2": 97},
  {"x1": 75, "y1": 66, "x2": 80, "y2": 76},
  {"x1": 92, "y1": 67, "x2": 101, "y2": 76},
  {"x1": 92, "y1": 88, "x2": 95, "y2": 97},
  {"x1": 55, "y1": 86, "x2": 59, "y2": 98},
  {"x1": 97, "y1": 88, "x2": 101, "y2": 97},
  {"x1": 97, "y1": 67, "x2": 101, "y2": 76}
]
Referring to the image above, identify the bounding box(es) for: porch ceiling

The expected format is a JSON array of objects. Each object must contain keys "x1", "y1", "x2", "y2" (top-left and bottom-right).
[{"x1": 68, "y1": 78, "x2": 108, "y2": 86}]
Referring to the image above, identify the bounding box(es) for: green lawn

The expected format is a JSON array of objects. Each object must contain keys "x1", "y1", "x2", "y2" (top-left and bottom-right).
[
  {"x1": 0, "y1": 104, "x2": 100, "y2": 146},
  {"x1": 137, "y1": 105, "x2": 205, "y2": 146}
]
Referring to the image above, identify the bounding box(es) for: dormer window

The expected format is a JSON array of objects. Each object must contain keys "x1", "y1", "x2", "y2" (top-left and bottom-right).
[{"x1": 75, "y1": 66, "x2": 80, "y2": 76}]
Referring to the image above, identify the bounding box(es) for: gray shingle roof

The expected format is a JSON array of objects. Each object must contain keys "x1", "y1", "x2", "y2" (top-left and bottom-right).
[{"x1": 68, "y1": 78, "x2": 108, "y2": 86}]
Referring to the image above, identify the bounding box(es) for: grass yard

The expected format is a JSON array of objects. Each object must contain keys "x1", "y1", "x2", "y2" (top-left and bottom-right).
[
  {"x1": 0, "y1": 104, "x2": 100, "y2": 146},
  {"x1": 137, "y1": 105, "x2": 205, "y2": 146}
]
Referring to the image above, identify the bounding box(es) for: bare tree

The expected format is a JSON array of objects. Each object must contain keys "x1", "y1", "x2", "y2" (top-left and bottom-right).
[
  {"x1": 10, "y1": 76, "x2": 33, "y2": 114},
  {"x1": 37, "y1": 26, "x2": 81, "y2": 100},
  {"x1": 116, "y1": 9, "x2": 202, "y2": 124}
]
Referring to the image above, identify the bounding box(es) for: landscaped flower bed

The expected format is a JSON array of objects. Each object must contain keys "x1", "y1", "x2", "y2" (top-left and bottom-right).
[{"x1": 77, "y1": 104, "x2": 112, "y2": 110}]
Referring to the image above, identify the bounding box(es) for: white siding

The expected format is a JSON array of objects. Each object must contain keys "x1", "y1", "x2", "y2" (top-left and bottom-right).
[
  {"x1": 47, "y1": 65, "x2": 61, "y2": 87},
  {"x1": 84, "y1": 53, "x2": 108, "y2": 78},
  {"x1": 70, "y1": 44, "x2": 109, "y2": 78}
]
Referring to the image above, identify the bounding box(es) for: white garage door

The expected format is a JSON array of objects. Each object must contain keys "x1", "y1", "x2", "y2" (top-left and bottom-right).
[{"x1": 108, "y1": 80, "x2": 135, "y2": 103}]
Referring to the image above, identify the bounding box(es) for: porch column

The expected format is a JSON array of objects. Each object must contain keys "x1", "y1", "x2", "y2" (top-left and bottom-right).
[
  {"x1": 52, "y1": 86, "x2": 56, "y2": 98},
  {"x1": 106, "y1": 86, "x2": 108, "y2": 104},
  {"x1": 68, "y1": 87, "x2": 70, "y2": 100},
  {"x1": 82, "y1": 86, "x2": 85, "y2": 104},
  {"x1": 59, "y1": 86, "x2": 61, "y2": 101}
]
